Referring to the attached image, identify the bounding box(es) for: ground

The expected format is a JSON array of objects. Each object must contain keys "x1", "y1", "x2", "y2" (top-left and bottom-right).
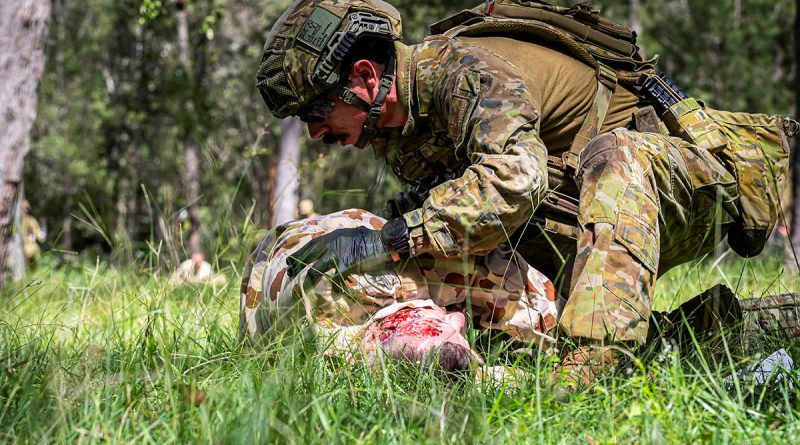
[{"x1": 1, "y1": 252, "x2": 799, "y2": 444}]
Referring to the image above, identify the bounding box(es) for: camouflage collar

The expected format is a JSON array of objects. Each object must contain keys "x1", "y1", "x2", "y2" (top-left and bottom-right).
[{"x1": 393, "y1": 41, "x2": 414, "y2": 134}]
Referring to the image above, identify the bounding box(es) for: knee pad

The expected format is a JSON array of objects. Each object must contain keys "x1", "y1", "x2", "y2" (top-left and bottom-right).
[{"x1": 575, "y1": 131, "x2": 633, "y2": 187}]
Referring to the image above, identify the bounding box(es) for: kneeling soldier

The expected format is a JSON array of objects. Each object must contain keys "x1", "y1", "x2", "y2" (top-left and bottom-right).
[{"x1": 254, "y1": 0, "x2": 798, "y2": 382}]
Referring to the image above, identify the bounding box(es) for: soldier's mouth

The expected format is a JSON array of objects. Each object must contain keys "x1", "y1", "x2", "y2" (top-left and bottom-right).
[{"x1": 322, "y1": 133, "x2": 347, "y2": 145}]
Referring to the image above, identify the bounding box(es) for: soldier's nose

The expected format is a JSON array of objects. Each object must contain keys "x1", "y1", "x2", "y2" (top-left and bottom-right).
[{"x1": 307, "y1": 122, "x2": 328, "y2": 140}]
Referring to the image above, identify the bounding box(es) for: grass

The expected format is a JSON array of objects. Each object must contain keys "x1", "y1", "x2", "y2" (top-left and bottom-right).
[{"x1": 1, "y1": 251, "x2": 799, "y2": 444}]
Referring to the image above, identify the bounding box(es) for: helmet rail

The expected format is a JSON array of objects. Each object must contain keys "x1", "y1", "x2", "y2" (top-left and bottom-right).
[{"x1": 313, "y1": 11, "x2": 396, "y2": 88}]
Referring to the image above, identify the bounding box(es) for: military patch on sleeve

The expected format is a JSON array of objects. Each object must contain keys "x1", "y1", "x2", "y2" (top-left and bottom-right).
[
  {"x1": 448, "y1": 69, "x2": 481, "y2": 145},
  {"x1": 449, "y1": 95, "x2": 472, "y2": 143},
  {"x1": 296, "y1": 7, "x2": 342, "y2": 52}
]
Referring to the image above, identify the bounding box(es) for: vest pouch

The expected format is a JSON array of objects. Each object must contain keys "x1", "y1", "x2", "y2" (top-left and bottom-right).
[
  {"x1": 661, "y1": 98, "x2": 728, "y2": 153},
  {"x1": 704, "y1": 109, "x2": 793, "y2": 257}
]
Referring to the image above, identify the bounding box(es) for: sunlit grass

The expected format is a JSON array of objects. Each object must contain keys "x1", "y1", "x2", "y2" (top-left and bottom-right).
[{"x1": 1, "y1": 251, "x2": 799, "y2": 443}]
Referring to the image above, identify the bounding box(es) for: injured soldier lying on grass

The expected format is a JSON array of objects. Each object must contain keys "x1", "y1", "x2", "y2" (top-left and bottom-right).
[
  {"x1": 240, "y1": 209, "x2": 563, "y2": 374},
  {"x1": 239, "y1": 210, "x2": 800, "y2": 385}
]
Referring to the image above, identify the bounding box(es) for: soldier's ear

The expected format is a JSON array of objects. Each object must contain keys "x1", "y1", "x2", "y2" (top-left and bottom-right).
[{"x1": 349, "y1": 59, "x2": 383, "y2": 98}]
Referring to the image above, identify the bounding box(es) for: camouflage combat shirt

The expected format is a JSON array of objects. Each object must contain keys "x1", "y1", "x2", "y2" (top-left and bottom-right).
[{"x1": 370, "y1": 35, "x2": 641, "y2": 257}]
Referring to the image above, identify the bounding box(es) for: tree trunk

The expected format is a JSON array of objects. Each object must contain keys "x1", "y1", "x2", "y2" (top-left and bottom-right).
[
  {"x1": 62, "y1": 215, "x2": 72, "y2": 251},
  {"x1": 7, "y1": 187, "x2": 26, "y2": 281},
  {"x1": 0, "y1": 0, "x2": 51, "y2": 289},
  {"x1": 184, "y1": 140, "x2": 202, "y2": 254},
  {"x1": 629, "y1": 0, "x2": 642, "y2": 41},
  {"x1": 114, "y1": 176, "x2": 131, "y2": 248},
  {"x1": 176, "y1": 0, "x2": 202, "y2": 255},
  {"x1": 788, "y1": 0, "x2": 800, "y2": 271},
  {"x1": 270, "y1": 117, "x2": 301, "y2": 227}
]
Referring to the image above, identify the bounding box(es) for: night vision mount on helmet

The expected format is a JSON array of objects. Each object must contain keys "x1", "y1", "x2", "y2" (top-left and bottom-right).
[{"x1": 256, "y1": 0, "x2": 403, "y2": 148}]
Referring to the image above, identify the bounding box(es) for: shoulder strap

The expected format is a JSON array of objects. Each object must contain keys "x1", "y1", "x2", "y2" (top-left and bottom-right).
[
  {"x1": 563, "y1": 64, "x2": 616, "y2": 170},
  {"x1": 431, "y1": 0, "x2": 657, "y2": 86},
  {"x1": 432, "y1": 1, "x2": 657, "y2": 168}
]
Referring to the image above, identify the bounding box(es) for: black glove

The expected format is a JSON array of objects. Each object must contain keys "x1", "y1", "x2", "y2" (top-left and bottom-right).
[
  {"x1": 383, "y1": 190, "x2": 425, "y2": 218},
  {"x1": 286, "y1": 227, "x2": 391, "y2": 281}
]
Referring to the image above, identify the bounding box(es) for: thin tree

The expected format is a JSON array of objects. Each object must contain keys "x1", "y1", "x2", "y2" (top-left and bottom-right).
[
  {"x1": 176, "y1": 0, "x2": 203, "y2": 257},
  {"x1": 7, "y1": 187, "x2": 26, "y2": 281},
  {"x1": 629, "y1": 0, "x2": 642, "y2": 41},
  {"x1": 0, "y1": 0, "x2": 52, "y2": 288},
  {"x1": 789, "y1": 0, "x2": 800, "y2": 269},
  {"x1": 270, "y1": 118, "x2": 301, "y2": 227}
]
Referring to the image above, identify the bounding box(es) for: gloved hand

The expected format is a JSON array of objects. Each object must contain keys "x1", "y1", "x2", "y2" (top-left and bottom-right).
[
  {"x1": 383, "y1": 190, "x2": 425, "y2": 218},
  {"x1": 286, "y1": 227, "x2": 391, "y2": 281}
]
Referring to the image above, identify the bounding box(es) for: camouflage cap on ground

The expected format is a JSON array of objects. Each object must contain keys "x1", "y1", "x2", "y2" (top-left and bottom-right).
[{"x1": 256, "y1": 0, "x2": 402, "y2": 118}]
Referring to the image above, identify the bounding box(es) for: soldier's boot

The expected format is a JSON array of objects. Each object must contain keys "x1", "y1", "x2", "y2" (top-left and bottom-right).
[
  {"x1": 738, "y1": 293, "x2": 800, "y2": 349},
  {"x1": 650, "y1": 284, "x2": 741, "y2": 342},
  {"x1": 650, "y1": 284, "x2": 800, "y2": 355},
  {"x1": 551, "y1": 341, "x2": 621, "y2": 388}
]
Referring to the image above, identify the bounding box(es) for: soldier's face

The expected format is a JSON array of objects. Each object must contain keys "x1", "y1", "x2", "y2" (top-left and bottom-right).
[
  {"x1": 306, "y1": 59, "x2": 385, "y2": 147},
  {"x1": 305, "y1": 90, "x2": 370, "y2": 147}
]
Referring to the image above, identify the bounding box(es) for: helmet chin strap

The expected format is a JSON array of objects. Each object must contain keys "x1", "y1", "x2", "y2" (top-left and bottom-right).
[{"x1": 331, "y1": 54, "x2": 396, "y2": 149}]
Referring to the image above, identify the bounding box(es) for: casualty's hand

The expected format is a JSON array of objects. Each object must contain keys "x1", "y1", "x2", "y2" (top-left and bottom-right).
[{"x1": 286, "y1": 227, "x2": 391, "y2": 280}]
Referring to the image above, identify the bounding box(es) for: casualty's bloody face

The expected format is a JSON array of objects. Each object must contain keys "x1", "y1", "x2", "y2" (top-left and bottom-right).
[{"x1": 362, "y1": 305, "x2": 475, "y2": 372}]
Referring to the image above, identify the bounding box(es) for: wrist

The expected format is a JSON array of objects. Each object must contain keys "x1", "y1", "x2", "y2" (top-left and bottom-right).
[{"x1": 381, "y1": 217, "x2": 410, "y2": 261}]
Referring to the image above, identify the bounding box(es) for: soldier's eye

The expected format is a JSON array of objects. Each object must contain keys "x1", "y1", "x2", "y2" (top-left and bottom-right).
[{"x1": 298, "y1": 97, "x2": 335, "y2": 123}]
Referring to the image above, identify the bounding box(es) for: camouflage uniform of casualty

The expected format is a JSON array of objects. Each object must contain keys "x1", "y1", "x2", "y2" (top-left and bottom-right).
[
  {"x1": 238, "y1": 210, "x2": 800, "y2": 363},
  {"x1": 239, "y1": 209, "x2": 563, "y2": 357},
  {"x1": 366, "y1": 35, "x2": 791, "y2": 346}
]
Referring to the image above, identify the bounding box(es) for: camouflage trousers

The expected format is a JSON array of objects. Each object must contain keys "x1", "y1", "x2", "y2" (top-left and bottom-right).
[
  {"x1": 240, "y1": 210, "x2": 564, "y2": 364},
  {"x1": 560, "y1": 128, "x2": 740, "y2": 345}
]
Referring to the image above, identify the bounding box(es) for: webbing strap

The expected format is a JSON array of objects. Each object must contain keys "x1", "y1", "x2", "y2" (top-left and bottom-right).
[
  {"x1": 333, "y1": 84, "x2": 372, "y2": 111},
  {"x1": 563, "y1": 63, "x2": 617, "y2": 171},
  {"x1": 355, "y1": 54, "x2": 396, "y2": 148}
]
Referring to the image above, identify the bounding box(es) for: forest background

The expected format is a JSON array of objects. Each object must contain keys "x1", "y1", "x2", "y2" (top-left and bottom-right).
[
  {"x1": 1, "y1": 1, "x2": 800, "y2": 442},
  {"x1": 9, "y1": 0, "x2": 798, "y2": 275}
]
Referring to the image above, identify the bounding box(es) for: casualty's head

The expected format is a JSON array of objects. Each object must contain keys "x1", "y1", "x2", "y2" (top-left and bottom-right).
[
  {"x1": 362, "y1": 304, "x2": 477, "y2": 373},
  {"x1": 256, "y1": 0, "x2": 402, "y2": 148}
]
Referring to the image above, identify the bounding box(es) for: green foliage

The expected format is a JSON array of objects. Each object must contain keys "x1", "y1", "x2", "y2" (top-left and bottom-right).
[
  {"x1": 139, "y1": 0, "x2": 167, "y2": 24},
  {"x1": 637, "y1": 0, "x2": 795, "y2": 114}
]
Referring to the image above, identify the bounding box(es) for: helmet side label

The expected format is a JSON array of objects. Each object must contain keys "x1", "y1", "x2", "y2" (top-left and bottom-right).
[{"x1": 296, "y1": 7, "x2": 342, "y2": 52}]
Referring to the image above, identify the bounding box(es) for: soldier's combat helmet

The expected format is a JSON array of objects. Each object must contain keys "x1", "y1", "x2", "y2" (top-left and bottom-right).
[{"x1": 256, "y1": 0, "x2": 402, "y2": 147}]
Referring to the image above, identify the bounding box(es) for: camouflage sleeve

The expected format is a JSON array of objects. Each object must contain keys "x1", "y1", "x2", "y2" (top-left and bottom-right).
[{"x1": 403, "y1": 41, "x2": 548, "y2": 257}]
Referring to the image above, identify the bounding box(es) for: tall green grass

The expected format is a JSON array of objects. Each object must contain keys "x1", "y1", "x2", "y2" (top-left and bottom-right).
[{"x1": 1, "y1": 251, "x2": 799, "y2": 444}]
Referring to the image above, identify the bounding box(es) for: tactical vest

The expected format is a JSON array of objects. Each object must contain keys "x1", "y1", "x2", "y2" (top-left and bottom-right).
[{"x1": 430, "y1": 0, "x2": 798, "y2": 257}]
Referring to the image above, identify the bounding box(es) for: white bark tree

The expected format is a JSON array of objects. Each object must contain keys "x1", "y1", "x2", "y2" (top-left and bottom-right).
[
  {"x1": 7, "y1": 187, "x2": 26, "y2": 281},
  {"x1": 270, "y1": 117, "x2": 301, "y2": 227},
  {"x1": 176, "y1": 0, "x2": 202, "y2": 257},
  {"x1": 629, "y1": 0, "x2": 644, "y2": 57},
  {"x1": 0, "y1": 0, "x2": 52, "y2": 288}
]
